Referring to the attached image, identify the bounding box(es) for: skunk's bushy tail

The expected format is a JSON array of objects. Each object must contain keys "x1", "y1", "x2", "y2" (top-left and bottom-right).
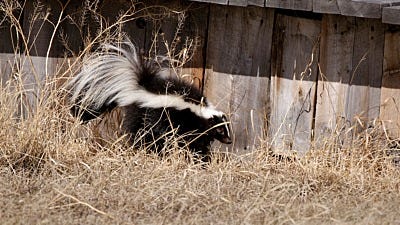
[
  {"x1": 68, "y1": 40, "x2": 144, "y2": 121},
  {"x1": 68, "y1": 39, "x2": 226, "y2": 122}
]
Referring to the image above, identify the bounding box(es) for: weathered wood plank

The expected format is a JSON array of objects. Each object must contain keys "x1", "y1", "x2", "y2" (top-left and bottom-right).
[
  {"x1": 141, "y1": 1, "x2": 209, "y2": 89},
  {"x1": 23, "y1": 0, "x2": 65, "y2": 57},
  {"x1": 0, "y1": 54, "x2": 70, "y2": 116},
  {"x1": 314, "y1": 0, "x2": 400, "y2": 17},
  {"x1": 204, "y1": 5, "x2": 274, "y2": 152},
  {"x1": 0, "y1": 10, "x2": 18, "y2": 54},
  {"x1": 380, "y1": 25, "x2": 400, "y2": 137},
  {"x1": 266, "y1": 0, "x2": 312, "y2": 11},
  {"x1": 346, "y1": 18, "x2": 384, "y2": 129},
  {"x1": 229, "y1": 0, "x2": 248, "y2": 6},
  {"x1": 270, "y1": 12, "x2": 320, "y2": 153},
  {"x1": 337, "y1": 0, "x2": 400, "y2": 18},
  {"x1": 315, "y1": 16, "x2": 384, "y2": 142},
  {"x1": 0, "y1": 54, "x2": 16, "y2": 84},
  {"x1": 180, "y1": 4, "x2": 210, "y2": 89},
  {"x1": 313, "y1": 0, "x2": 340, "y2": 14},
  {"x1": 61, "y1": 0, "x2": 85, "y2": 57},
  {"x1": 194, "y1": 0, "x2": 228, "y2": 5},
  {"x1": 382, "y1": 5, "x2": 400, "y2": 25},
  {"x1": 206, "y1": 73, "x2": 270, "y2": 152},
  {"x1": 191, "y1": 0, "x2": 400, "y2": 22},
  {"x1": 99, "y1": 0, "x2": 147, "y2": 51},
  {"x1": 314, "y1": 15, "x2": 355, "y2": 141},
  {"x1": 248, "y1": 0, "x2": 265, "y2": 7}
]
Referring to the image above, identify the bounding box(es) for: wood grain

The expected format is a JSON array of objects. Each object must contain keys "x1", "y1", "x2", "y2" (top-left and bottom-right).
[
  {"x1": 266, "y1": 0, "x2": 312, "y2": 11},
  {"x1": 22, "y1": 0, "x2": 65, "y2": 57},
  {"x1": 248, "y1": 0, "x2": 265, "y2": 7},
  {"x1": 0, "y1": 11, "x2": 18, "y2": 54},
  {"x1": 380, "y1": 25, "x2": 400, "y2": 137},
  {"x1": 139, "y1": 1, "x2": 209, "y2": 89},
  {"x1": 193, "y1": 0, "x2": 228, "y2": 5},
  {"x1": 204, "y1": 5, "x2": 274, "y2": 152},
  {"x1": 383, "y1": 5, "x2": 400, "y2": 25},
  {"x1": 180, "y1": 3, "x2": 210, "y2": 89},
  {"x1": 314, "y1": 15, "x2": 355, "y2": 141},
  {"x1": 229, "y1": 0, "x2": 248, "y2": 6},
  {"x1": 313, "y1": 0, "x2": 340, "y2": 14},
  {"x1": 315, "y1": 16, "x2": 384, "y2": 142},
  {"x1": 337, "y1": 0, "x2": 400, "y2": 18},
  {"x1": 346, "y1": 18, "x2": 384, "y2": 128},
  {"x1": 269, "y1": 12, "x2": 321, "y2": 153},
  {"x1": 190, "y1": 0, "x2": 400, "y2": 24}
]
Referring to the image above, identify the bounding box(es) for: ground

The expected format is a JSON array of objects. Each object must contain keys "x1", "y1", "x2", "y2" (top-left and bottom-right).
[{"x1": 1, "y1": 129, "x2": 400, "y2": 224}]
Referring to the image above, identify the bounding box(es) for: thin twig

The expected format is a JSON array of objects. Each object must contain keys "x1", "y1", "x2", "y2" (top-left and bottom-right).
[{"x1": 53, "y1": 188, "x2": 115, "y2": 219}]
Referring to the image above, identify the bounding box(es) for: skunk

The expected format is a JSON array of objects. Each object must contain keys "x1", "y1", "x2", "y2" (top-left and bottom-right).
[{"x1": 68, "y1": 39, "x2": 232, "y2": 161}]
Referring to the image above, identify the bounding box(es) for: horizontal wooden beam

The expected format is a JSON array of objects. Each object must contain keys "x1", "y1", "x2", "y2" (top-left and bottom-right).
[
  {"x1": 383, "y1": 5, "x2": 400, "y2": 24},
  {"x1": 191, "y1": 0, "x2": 228, "y2": 5},
  {"x1": 265, "y1": 0, "x2": 312, "y2": 11},
  {"x1": 338, "y1": 0, "x2": 400, "y2": 18},
  {"x1": 248, "y1": 0, "x2": 265, "y2": 7},
  {"x1": 191, "y1": 0, "x2": 400, "y2": 24},
  {"x1": 229, "y1": 0, "x2": 248, "y2": 6},
  {"x1": 313, "y1": 0, "x2": 340, "y2": 14},
  {"x1": 314, "y1": 0, "x2": 400, "y2": 17}
]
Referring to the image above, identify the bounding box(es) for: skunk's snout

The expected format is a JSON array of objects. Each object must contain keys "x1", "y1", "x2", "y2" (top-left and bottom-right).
[{"x1": 220, "y1": 135, "x2": 232, "y2": 144}]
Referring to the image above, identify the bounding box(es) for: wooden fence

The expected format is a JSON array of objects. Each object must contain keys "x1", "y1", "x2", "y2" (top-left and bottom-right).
[{"x1": 1, "y1": 0, "x2": 400, "y2": 153}]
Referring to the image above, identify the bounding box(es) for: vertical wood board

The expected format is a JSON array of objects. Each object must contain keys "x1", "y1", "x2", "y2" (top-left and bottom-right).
[
  {"x1": 99, "y1": 0, "x2": 147, "y2": 50},
  {"x1": 60, "y1": 0, "x2": 86, "y2": 56},
  {"x1": 314, "y1": 15, "x2": 355, "y2": 140},
  {"x1": 269, "y1": 12, "x2": 321, "y2": 153},
  {"x1": 380, "y1": 25, "x2": 400, "y2": 137},
  {"x1": 140, "y1": 1, "x2": 209, "y2": 88},
  {"x1": 0, "y1": 11, "x2": 19, "y2": 54},
  {"x1": 205, "y1": 73, "x2": 270, "y2": 151},
  {"x1": 23, "y1": 0, "x2": 65, "y2": 57},
  {"x1": 204, "y1": 5, "x2": 274, "y2": 152},
  {"x1": 0, "y1": 54, "x2": 17, "y2": 84},
  {"x1": 0, "y1": 54, "x2": 70, "y2": 116},
  {"x1": 316, "y1": 16, "x2": 384, "y2": 141},
  {"x1": 180, "y1": 3, "x2": 210, "y2": 89},
  {"x1": 346, "y1": 18, "x2": 384, "y2": 126}
]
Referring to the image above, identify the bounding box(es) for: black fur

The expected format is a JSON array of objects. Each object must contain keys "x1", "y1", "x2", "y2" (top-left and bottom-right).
[
  {"x1": 69, "y1": 40, "x2": 232, "y2": 161},
  {"x1": 124, "y1": 71, "x2": 230, "y2": 161},
  {"x1": 123, "y1": 105, "x2": 216, "y2": 161}
]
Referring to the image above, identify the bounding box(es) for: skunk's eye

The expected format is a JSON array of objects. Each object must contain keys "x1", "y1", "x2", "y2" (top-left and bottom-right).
[{"x1": 216, "y1": 127, "x2": 224, "y2": 134}]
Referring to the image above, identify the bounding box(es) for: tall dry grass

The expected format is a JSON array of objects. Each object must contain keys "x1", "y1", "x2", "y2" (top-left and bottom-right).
[{"x1": 1, "y1": 1, "x2": 400, "y2": 224}]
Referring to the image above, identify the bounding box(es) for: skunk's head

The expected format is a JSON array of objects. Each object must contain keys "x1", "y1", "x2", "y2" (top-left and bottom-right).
[{"x1": 207, "y1": 114, "x2": 232, "y2": 144}]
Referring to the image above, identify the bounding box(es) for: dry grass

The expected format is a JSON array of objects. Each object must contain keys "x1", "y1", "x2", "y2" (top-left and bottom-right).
[
  {"x1": 1, "y1": 111, "x2": 400, "y2": 225},
  {"x1": 1, "y1": 1, "x2": 400, "y2": 224}
]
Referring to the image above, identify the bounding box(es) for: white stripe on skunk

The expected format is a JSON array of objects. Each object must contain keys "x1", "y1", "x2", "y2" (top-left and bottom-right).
[
  {"x1": 68, "y1": 39, "x2": 232, "y2": 161},
  {"x1": 69, "y1": 40, "x2": 223, "y2": 120}
]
